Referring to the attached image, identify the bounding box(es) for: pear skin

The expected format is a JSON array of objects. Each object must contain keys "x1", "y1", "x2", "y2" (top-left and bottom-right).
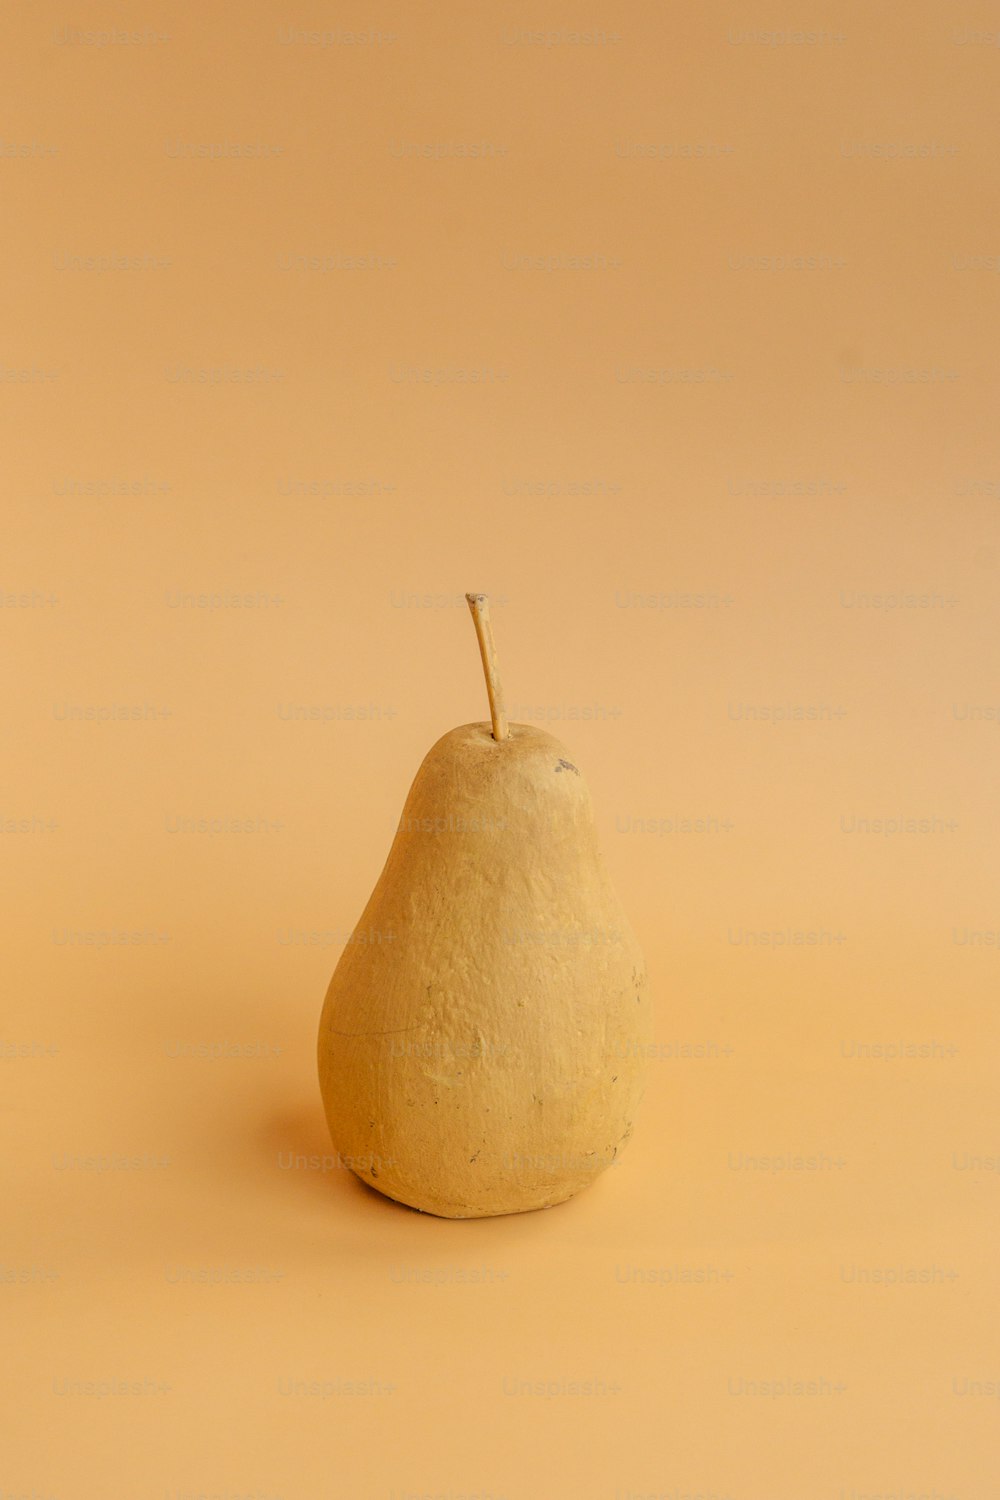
[{"x1": 317, "y1": 711, "x2": 652, "y2": 1219}]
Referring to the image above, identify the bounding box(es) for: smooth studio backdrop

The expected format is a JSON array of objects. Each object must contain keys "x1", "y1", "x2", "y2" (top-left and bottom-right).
[{"x1": 3, "y1": 2, "x2": 999, "y2": 1496}]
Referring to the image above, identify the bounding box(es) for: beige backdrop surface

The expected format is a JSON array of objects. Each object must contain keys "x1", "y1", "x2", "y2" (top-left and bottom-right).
[{"x1": 3, "y1": 2, "x2": 999, "y2": 1497}]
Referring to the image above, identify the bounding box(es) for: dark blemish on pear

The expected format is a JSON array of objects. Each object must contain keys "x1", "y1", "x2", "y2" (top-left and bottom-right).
[{"x1": 554, "y1": 759, "x2": 579, "y2": 775}]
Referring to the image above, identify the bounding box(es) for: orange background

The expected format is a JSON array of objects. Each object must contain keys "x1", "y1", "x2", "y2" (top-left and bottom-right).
[{"x1": 3, "y1": 1, "x2": 1000, "y2": 1495}]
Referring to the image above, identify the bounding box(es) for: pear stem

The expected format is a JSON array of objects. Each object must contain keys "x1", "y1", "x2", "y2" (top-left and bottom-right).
[{"x1": 465, "y1": 593, "x2": 509, "y2": 741}]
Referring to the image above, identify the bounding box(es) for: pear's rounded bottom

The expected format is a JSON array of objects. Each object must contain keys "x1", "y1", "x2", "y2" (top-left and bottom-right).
[{"x1": 349, "y1": 1166, "x2": 592, "y2": 1219}]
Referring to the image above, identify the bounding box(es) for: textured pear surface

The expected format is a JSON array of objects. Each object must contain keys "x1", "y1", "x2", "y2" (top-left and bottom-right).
[{"x1": 317, "y1": 722, "x2": 651, "y2": 1218}]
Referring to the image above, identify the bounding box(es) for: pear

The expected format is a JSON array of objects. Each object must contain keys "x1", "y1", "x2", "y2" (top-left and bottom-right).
[{"x1": 317, "y1": 594, "x2": 651, "y2": 1217}]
